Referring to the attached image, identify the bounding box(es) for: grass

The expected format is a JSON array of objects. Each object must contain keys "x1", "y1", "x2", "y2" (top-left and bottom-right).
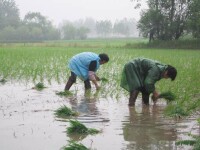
[
  {"x1": 67, "y1": 120, "x2": 100, "y2": 135},
  {"x1": 54, "y1": 105, "x2": 78, "y2": 118},
  {"x1": 125, "y1": 39, "x2": 200, "y2": 49}
]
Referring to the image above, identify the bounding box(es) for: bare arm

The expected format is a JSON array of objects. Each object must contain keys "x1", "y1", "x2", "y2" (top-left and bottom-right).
[{"x1": 89, "y1": 71, "x2": 100, "y2": 89}]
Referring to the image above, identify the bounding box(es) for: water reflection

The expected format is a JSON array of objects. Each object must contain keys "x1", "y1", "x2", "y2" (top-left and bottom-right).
[
  {"x1": 69, "y1": 90, "x2": 100, "y2": 116},
  {"x1": 67, "y1": 90, "x2": 103, "y2": 142},
  {"x1": 67, "y1": 133, "x2": 88, "y2": 141},
  {"x1": 122, "y1": 105, "x2": 177, "y2": 150}
]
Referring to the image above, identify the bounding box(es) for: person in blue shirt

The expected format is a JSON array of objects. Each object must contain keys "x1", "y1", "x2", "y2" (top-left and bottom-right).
[{"x1": 65, "y1": 52, "x2": 109, "y2": 91}]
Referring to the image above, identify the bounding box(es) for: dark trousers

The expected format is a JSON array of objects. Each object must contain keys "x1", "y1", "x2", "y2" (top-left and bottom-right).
[
  {"x1": 65, "y1": 72, "x2": 91, "y2": 90},
  {"x1": 129, "y1": 87, "x2": 150, "y2": 106}
]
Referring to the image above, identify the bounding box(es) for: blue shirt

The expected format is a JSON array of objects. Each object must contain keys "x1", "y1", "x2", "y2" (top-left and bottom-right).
[{"x1": 68, "y1": 52, "x2": 100, "y2": 81}]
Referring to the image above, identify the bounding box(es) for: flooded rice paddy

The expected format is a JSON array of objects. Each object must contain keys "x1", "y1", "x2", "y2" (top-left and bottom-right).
[{"x1": 0, "y1": 82, "x2": 198, "y2": 150}]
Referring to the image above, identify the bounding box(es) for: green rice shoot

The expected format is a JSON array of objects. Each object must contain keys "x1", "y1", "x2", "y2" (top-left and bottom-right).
[
  {"x1": 54, "y1": 105, "x2": 78, "y2": 118},
  {"x1": 164, "y1": 104, "x2": 189, "y2": 117},
  {"x1": 67, "y1": 120, "x2": 100, "y2": 135},
  {"x1": 1, "y1": 41, "x2": 200, "y2": 118},
  {"x1": 176, "y1": 140, "x2": 196, "y2": 146},
  {"x1": 159, "y1": 91, "x2": 176, "y2": 102},
  {"x1": 56, "y1": 91, "x2": 73, "y2": 97},
  {"x1": 62, "y1": 141, "x2": 89, "y2": 150}
]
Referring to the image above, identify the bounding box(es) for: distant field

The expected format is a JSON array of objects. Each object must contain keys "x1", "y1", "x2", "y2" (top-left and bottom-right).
[
  {"x1": 0, "y1": 39, "x2": 200, "y2": 115},
  {"x1": 0, "y1": 38, "x2": 148, "y2": 48}
]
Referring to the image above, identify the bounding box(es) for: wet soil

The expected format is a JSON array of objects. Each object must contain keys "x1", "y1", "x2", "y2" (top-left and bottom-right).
[{"x1": 0, "y1": 82, "x2": 198, "y2": 150}]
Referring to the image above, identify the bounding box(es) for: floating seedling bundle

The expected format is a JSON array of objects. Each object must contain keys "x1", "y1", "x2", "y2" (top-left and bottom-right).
[
  {"x1": 32, "y1": 82, "x2": 46, "y2": 90},
  {"x1": 63, "y1": 141, "x2": 89, "y2": 150},
  {"x1": 0, "y1": 78, "x2": 6, "y2": 83},
  {"x1": 54, "y1": 105, "x2": 78, "y2": 118},
  {"x1": 56, "y1": 91, "x2": 73, "y2": 97},
  {"x1": 67, "y1": 120, "x2": 100, "y2": 135}
]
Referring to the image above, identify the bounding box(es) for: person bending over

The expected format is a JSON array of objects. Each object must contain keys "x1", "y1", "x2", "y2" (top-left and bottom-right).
[
  {"x1": 120, "y1": 57, "x2": 177, "y2": 106},
  {"x1": 65, "y1": 52, "x2": 109, "y2": 91}
]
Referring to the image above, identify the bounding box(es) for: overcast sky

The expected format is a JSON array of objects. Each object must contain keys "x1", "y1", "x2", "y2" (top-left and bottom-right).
[{"x1": 15, "y1": 0, "x2": 148, "y2": 26}]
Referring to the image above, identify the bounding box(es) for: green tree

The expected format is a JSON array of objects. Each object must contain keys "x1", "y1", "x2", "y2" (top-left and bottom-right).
[
  {"x1": 16, "y1": 25, "x2": 30, "y2": 41},
  {"x1": 23, "y1": 12, "x2": 60, "y2": 41},
  {"x1": 76, "y1": 27, "x2": 90, "y2": 40},
  {"x1": 96, "y1": 20, "x2": 112, "y2": 37},
  {"x1": 61, "y1": 22, "x2": 76, "y2": 40},
  {"x1": 187, "y1": 0, "x2": 200, "y2": 38},
  {"x1": 0, "y1": 26, "x2": 16, "y2": 41},
  {"x1": 137, "y1": 0, "x2": 190, "y2": 41},
  {"x1": 0, "y1": 0, "x2": 20, "y2": 29},
  {"x1": 113, "y1": 20, "x2": 130, "y2": 37}
]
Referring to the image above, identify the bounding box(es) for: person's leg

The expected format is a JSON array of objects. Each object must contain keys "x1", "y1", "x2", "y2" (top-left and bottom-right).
[
  {"x1": 84, "y1": 79, "x2": 91, "y2": 90},
  {"x1": 64, "y1": 72, "x2": 76, "y2": 91},
  {"x1": 142, "y1": 93, "x2": 150, "y2": 105},
  {"x1": 129, "y1": 90, "x2": 139, "y2": 106},
  {"x1": 141, "y1": 88, "x2": 150, "y2": 105}
]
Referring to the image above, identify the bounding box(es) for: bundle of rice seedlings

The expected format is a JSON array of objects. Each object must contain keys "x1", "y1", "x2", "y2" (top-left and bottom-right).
[
  {"x1": 56, "y1": 91, "x2": 73, "y2": 97},
  {"x1": 159, "y1": 91, "x2": 176, "y2": 102},
  {"x1": 0, "y1": 78, "x2": 6, "y2": 83},
  {"x1": 62, "y1": 141, "x2": 89, "y2": 150},
  {"x1": 67, "y1": 120, "x2": 99, "y2": 135},
  {"x1": 33, "y1": 82, "x2": 46, "y2": 90},
  {"x1": 54, "y1": 106, "x2": 78, "y2": 118}
]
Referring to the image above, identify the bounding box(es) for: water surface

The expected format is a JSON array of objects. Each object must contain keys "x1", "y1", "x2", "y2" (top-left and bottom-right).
[{"x1": 0, "y1": 82, "x2": 197, "y2": 150}]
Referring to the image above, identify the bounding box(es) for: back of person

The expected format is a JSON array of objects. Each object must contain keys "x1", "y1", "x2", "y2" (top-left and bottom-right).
[{"x1": 69, "y1": 52, "x2": 100, "y2": 80}]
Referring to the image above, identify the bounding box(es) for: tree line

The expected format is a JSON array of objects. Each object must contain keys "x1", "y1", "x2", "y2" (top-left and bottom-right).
[
  {"x1": 135, "y1": 0, "x2": 200, "y2": 41},
  {"x1": 0, "y1": 0, "x2": 138, "y2": 42},
  {"x1": 1, "y1": 0, "x2": 199, "y2": 42}
]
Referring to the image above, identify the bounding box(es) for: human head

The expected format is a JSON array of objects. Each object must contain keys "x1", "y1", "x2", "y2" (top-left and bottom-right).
[
  {"x1": 164, "y1": 65, "x2": 177, "y2": 81},
  {"x1": 99, "y1": 53, "x2": 109, "y2": 64}
]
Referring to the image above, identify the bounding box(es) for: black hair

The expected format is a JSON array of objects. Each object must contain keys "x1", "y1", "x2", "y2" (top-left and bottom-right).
[
  {"x1": 166, "y1": 65, "x2": 177, "y2": 81},
  {"x1": 99, "y1": 53, "x2": 109, "y2": 62}
]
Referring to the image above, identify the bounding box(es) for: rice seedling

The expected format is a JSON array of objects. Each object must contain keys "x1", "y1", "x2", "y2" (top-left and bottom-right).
[
  {"x1": 164, "y1": 103, "x2": 189, "y2": 117},
  {"x1": 0, "y1": 78, "x2": 6, "y2": 83},
  {"x1": 54, "y1": 105, "x2": 78, "y2": 118},
  {"x1": 1, "y1": 39, "x2": 200, "y2": 117},
  {"x1": 176, "y1": 140, "x2": 196, "y2": 146},
  {"x1": 32, "y1": 82, "x2": 46, "y2": 90},
  {"x1": 67, "y1": 120, "x2": 100, "y2": 135},
  {"x1": 56, "y1": 91, "x2": 73, "y2": 97},
  {"x1": 62, "y1": 141, "x2": 89, "y2": 150},
  {"x1": 159, "y1": 91, "x2": 176, "y2": 102}
]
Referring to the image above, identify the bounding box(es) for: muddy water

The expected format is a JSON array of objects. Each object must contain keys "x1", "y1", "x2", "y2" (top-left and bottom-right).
[{"x1": 0, "y1": 82, "x2": 198, "y2": 150}]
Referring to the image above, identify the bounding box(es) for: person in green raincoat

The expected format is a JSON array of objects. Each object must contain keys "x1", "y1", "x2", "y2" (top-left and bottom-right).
[{"x1": 120, "y1": 58, "x2": 177, "y2": 106}]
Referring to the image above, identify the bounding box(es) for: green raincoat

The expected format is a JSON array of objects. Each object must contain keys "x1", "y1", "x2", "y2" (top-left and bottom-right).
[{"x1": 120, "y1": 58, "x2": 168, "y2": 94}]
